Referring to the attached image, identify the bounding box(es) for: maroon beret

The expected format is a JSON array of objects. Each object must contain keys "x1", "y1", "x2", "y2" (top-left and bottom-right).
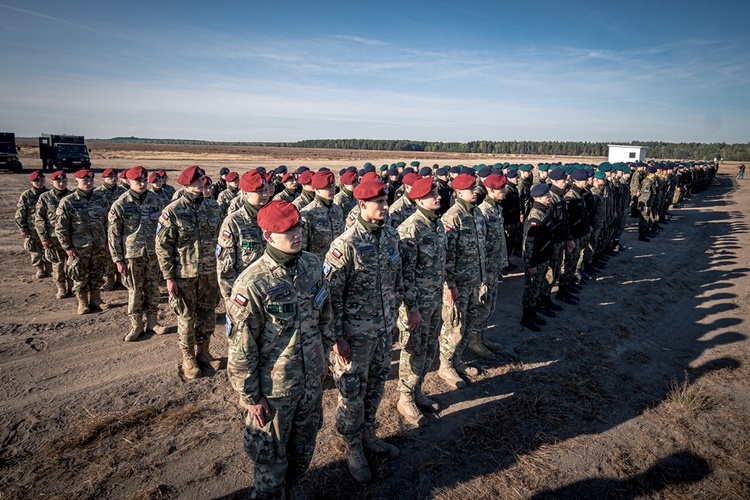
[
  {"x1": 239, "y1": 170, "x2": 266, "y2": 192},
  {"x1": 483, "y1": 173, "x2": 507, "y2": 190},
  {"x1": 408, "y1": 177, "x2": 436, "y2": 200},
  {"x1": 74, "y1": 169, "x2": 94, "y2": 179},
  {"x1": 225, "y1": 171, "x2": 239, "y2": 183},
  {"x1": 311, "y1": 171, "x2": 335, "y2": 189},
  {"x1": 29, "y1": 170, "x2": 44, "y2": 182},
  {"x1": 452, "y1": 173, "x2": 475, "y2": 191},
  {"x1": 402, "y1": 173, "x2": 421, "y2": 186},
  {"x1": 361, "y1": 172, "x2": 379, "y2": 183},
  {"x1": 354, "y1": 180, "x2": 388, "y2": 201},
  {"x1": 281, "y1": 172, "x2": 294, "y2": 183},
  {"x1": 257, "y1": 200, "x2": 301, "y2": 233},
  {"x1": 298, "y1": 170, "x2": 314, "y2": 185},
  {"x1": 158, "y1": 169, "x2": 167, "y2": 177},
  {"x1": 202, "y1": 176, "x2": 213, "y2": 186},
  {"x1": 340, "y1": 170, "x2": 358, "y2": 185},
  {"x1": 176, "y1": 165, "x2": 205, "y2": 186},
  {"x1": 119, "y1": 170, "x2": 128, "y2": 179},
  {"x1": 101, "y1": 168, "x2": 117, "y2": 178},
  {"x1": 126, "y1": 166, "x2": 148, "y2": 180},
  {"x1": 50, "y1": 170, "x2": 66, "y2": 181}
]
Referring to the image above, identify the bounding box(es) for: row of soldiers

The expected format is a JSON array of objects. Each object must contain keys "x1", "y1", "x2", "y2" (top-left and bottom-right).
[{"x1": 15, "y1": 158, "x2": 715, "y2": 499}]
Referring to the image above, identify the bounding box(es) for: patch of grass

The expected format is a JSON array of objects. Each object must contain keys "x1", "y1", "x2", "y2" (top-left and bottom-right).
[{"x1": 665, "y1": 373, "x2": 711, "y2": 414}]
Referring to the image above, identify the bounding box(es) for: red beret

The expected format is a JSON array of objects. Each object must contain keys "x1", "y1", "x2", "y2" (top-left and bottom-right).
[
  {"x1": 29, "y1": 170, "x2": 44, "y2": 182},
  {"x1": 257, "y1": 200, "x2": 301, "y2": 233},
  {"x1": 281, "y1": 172, "x2": 294, "y2": 183},
  {"x1": 298, "y1": 170, "x2": 314, "y2": 185},
  {"x1": 263, "y1": 172, "x2": 275, "y2": 183},
  {"x1": 361, "y1": 172, "x2": 379, "y2": 183},
  {"x1": 408, "y1": 178, "x2": 436, "y2": 200},
  {"x1": 148, "y1": 171, "x2": 162, "y2": 183},
  {"x1": 402, "y1": 173, "x2": 421, "y2": 186},
  {"x1": 340, "y1": 170, "x2": 358, "y2": 185},
  {"x1": 176, "y1": 165, "x2": 205, "y2": 186},
  {"x1": 452, "y1": 173, "x2": 475, "y2": 191},
  {"x1": 74, "y1": 169, "x2": 94, "y2": 179},
  {"x1": 158, "y1": 169, "x2": 167, "y2": 176},
  {"x1": 483, "y1": 173, "x2": 507, "y2": 190},
  {"x1": 239, "y1": 170, "x2": 266, "y2": 192},
  {"x1": 354, "y1": 180, "x2": 388, "y2": 201},
  {"x1": 50, "y1": 170, "x2": 66, "y2": 181},
  {"x1": 225, "y1": 172, "x2": 239, "y2": 182},
  {"x1": 126, "y1": 166, "x2": 148, "y2": 180},
  {"x1": 119, "y1": 170, "x2": 128, "y2": 179},
  {"x1": 311, "y1": 171, "x2": 335, "y2": 189},
  {"x1": 202, "y1": 176, "x2": 213, "y2": 186},
  {"x1": 101, "y1": 168, "x2": 117, "y2": 178}
]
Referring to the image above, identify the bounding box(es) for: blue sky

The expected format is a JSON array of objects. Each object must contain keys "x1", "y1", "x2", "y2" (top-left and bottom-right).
[{"x1": 1, "y1": 0, "x2": 748, "y2": 143}]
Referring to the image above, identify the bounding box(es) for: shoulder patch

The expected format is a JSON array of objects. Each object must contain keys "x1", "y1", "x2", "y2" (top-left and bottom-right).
[
  {"x1": 221, "y1": 230, "x2": 231, "y2": 239},
  {"x1": 233, "y1": 293, "x2": 248, "y2": 306},
  {"x1": 405, "y1": 238, "x2": 416, "y2": 247},
  {"x1": 322, "y1": 262, "x2": 332, "y2": 277},
  {"x1": 162, "y1": 212, "x2": 169, "y2": 220},
  {"x1": 444, "y1": 223, "x2": 454, "y2": 231},
  {"x1": 332, "y1": 249, "x2": 342, "y2": 259}
]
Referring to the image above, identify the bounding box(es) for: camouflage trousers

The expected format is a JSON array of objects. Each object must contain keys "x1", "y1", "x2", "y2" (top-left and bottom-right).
[
  {"x1": 124, "y1": 256, "x2": 160, "y2": 317},
  {"x1": 637, "y1": 205, "x2": 651, "y2": 236},
  {"x1": 44, "y1": 237, "x2": 68, "y2": 285},
  {"x1": 476, "y1": 268, "x2": 501, "y2": 331},
  {"x1": 561, "y1": 238, "x2": 583, "y2": 286},
  {"x1": 170, "y1": 275, "x2": 217, "y2": 349},
  {"x1": 397, "y1": 303, "x2": 442, "y2": 395},
  {"x1": 67, "y1": 245, "x2": 106, "y2": 295},
  {"x1": 542, "y1": 242, "x2": 564, "y2": 296},
  {"x1": 584, "y1": 227, "x2": 602, "y2": 264},
  {"x1": 522, "y1": 260, "x2": 550, "y2": 310},
  {"x1": 613, "y1": 210, "x2": 627, "y2": 242},
  {"x1": 23, "y1": 235, "x2": 47, "y2": 270},
  {"x1": 332, "y1": 333, "x2": 392, "y2": 438},
  {"x1": 243, "y1": 388, "x2": 323, "y2": 498},
  {"x1": 439, "y1": 283, "x2": 483, "y2": 365}
]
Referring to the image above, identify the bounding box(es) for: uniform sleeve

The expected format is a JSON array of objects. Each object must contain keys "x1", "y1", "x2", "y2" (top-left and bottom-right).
[
  {"x1": 155, "y1": 209, "x2": 179, "y2": 280},
  {"x1": 316, "y1": 265, "x2": 336, "y2": 351},
  {"x1": 34, "y1": 197, "x2": 50, "y2": 242},
  {"x1": 217, "y1": 219, "x2": 240, "y2": 298},
  {"x1": 226, "y1": 281, "x2": 264, "y2": 405},
  {"x1": 301, "y1": 210, "x2": 314, "y2": 252},
  {"x1": 54, "y1": 200, "x2": 73, "y2": 250},
  {"x1": 323, "y1": 238, "x2": 352, "y2": 341},
  {"x1": 398, "y1": 224, "x2": 420, "y2": 311},
  {"x1": 15, "y1": 193, "x2": 29, "y2": 232},
  {"x1": 107, "y1": 203, "x2": 126, "y2": 263},
  {"x1": 523, "y1": 220, "x2": 538, "y2": 267},
  {"x1": 442, "y1": 213, "x2": 459, "y2": 289}
]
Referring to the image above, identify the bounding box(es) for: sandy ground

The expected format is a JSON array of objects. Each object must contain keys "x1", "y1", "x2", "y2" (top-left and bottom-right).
[{"x1": 1, "y1": 144, "x2": 748, "y2": 499}]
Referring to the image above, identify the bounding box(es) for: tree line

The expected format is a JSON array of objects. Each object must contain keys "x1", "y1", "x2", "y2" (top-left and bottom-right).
[{"x1": 100, "y1": 137, "x2": 750, "y2": 161}]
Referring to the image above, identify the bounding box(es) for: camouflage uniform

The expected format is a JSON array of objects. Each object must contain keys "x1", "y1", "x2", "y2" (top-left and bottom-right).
[
  {"x1": 155, "y1": 192, "x2": 222, "y2": 349},
  {"x1": 521, "y1": 202, "x2": 553, "y2": 317},
  {"x1": 333, "y1": 187, "x2": 358, "y2": 218},
  {"x1": 476, "y1": 196, "x2": 508, "y2": 330},
  {"x1": 344, "y1": 204, "x2": 361, "y2": 228},
  {"x1": 108, "y1": 189, "x2": 164, "y2": 326},
  {"x1": 300, "y1": 196, "x2": 345, "y2": 263},
  {"x1": 227, "y1": 251, "x2": 334, "y2": 498},
  {"x1": 217, "y1": 186, "x2": 240, "y2": 217},
  {"x1": 149, "y1": 185, "x2": 172, "y2": 205},
  {"x1": 439, "y1": 198, "x2": 487, "y2": 370},
  {"x1": 35, "y1": 188, "x2": 69, "y2": 289},
  {"x1": 396, "y1": 207, "x2": 447, "y2": 396},
  {"x1": 273, "y1": 188, "x2": 297, "y2": 203},
  {"x1": 638, "y1": 176, "x2": 655, "y2": 236},
  {"x1": 584, "y1": 185, "x2": 606, "y2": 265},
  {"x1": 216, "y1": 201, "x2": 266, "y2": 303},
  {"x1": 15, "y1": 186, "x2": 48, "y2": 275},
  {"x1": 162, "y1": 183, "x2": 176, "y2": 200},
  {"x1": 97, "y1": 183, "x2": 127, "y2": 283},
  {"x1": 324, "y1": 217, "x2": 404, "y2": 439},
  {"x1": 563, "y1": 184, "x2": 590, "y2": 282},
  {"x1": 387, "y1": 194, "x2": 417, "y2": 228},
  {"x1": 291, "y1": 190, "x2": 315, "y2": 212},
  {"x1": 544, "y1": 185, "x2": 571, "y2": 299},
  {"x1": 54, "y1": 189, "x2": 110, "y2": 295}
]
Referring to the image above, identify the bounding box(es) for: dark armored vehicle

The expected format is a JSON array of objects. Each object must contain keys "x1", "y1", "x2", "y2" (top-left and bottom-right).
[
  {"x1": 39, "y1": 134, "x2": 91, "y2": 171},
  {"x1": 0, "y1": 132, "x2": 22, "y2": 172}
]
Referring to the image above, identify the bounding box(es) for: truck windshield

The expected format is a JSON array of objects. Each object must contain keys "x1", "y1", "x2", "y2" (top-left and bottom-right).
[
  {"x1": 0, "y1": 143, "x2": 15, "y2": 154},
  {"x1": 57, "y1": 144, "x2": 88, "y2": 155}
]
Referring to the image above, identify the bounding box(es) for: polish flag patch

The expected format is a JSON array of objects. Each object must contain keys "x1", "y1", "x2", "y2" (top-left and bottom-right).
[
  {"x1": 234, "y1": 293, "x2": 248, "y2": 306},
  {"x1": 222, "y1": 230, "x2": 231, "y2": 239},
  {"x1": 444, "y1": 223, "x2": 454, "y2": 231},
  {"x1": 332, "y1": 249, "x2": 342, "y2": 259}
]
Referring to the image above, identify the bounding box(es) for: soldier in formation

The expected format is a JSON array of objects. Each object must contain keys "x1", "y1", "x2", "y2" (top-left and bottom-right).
[
  {"x1": 16, "y1": 171, "x2": 50, "y2": 279},
  {"x1": 35, "y1": 170, "x2": 71, "y2": 298},
  {"x1": 97, "y1": 168, "x2": 127, "y2": 291}
]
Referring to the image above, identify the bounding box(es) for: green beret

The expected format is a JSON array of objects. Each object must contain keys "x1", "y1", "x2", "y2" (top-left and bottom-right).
[
  {"x1": 493, "y1": 163, "x2": 503, "y2": 169},
  {"x1": 519, "y1": 164, "x2": 532, "y2": 172},
  {"x1": 390, "y1": 163, "x2": 397, "y2": 168},
  {"x1": 594, "y1": 171, "x2": 606, "y2": 179},
  {"x1": 537, "y1": 164, "x2": 550, "y2": 171},
  {"x1": 508, "y1": 165, "x2": 519, "y2": 171},
  {"x1": 598, "y1": 162, "x2": 612, "y2": 172},
  {"x1": 380, "y1": 164, "x2": 388, "y2": 171},
  {"x1": 364, "y1": 162, "x2": 374, "y2": 168},
  {"x1": 410, "y1": 161, "x2": 420, "y2": 167}
]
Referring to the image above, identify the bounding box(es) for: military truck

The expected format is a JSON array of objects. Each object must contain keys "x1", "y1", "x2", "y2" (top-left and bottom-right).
[
  {"x1": 39, "y1": 134, "x2": 91, "y2": 171},
  {"x1": 0, "y1": 132, "x2": 22, "y2": 172}
]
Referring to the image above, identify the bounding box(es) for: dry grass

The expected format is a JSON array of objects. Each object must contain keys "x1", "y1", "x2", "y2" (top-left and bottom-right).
[{"x1": 664, "y1": 373, "x2": 712, "y2": 414}]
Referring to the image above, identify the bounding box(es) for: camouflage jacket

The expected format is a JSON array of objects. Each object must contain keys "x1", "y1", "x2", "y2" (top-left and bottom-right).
[
  {"x1": 300, "y1": 197, "x2": 345, "y2": 263},
  {"x1": 226, "y1": 251, "x2": 334, "y2": 404},
  {"x1": 162, "y1": 183, "x2": 176, "y2": 200},
  {"x1": 156, "y1": 193, "x2": 222, "y2": 279},
  {"x1": 397, "y1": 207, "x2": 447, "y2": 313},
  {"x1": 589, "y1": 186, "x2": 606, "y2": 230},
  {"x1": 273, "y1": 188, "x2": 297, "y2": 203},
  {"x1": 108, "y1": 190, "x2": 164, "y2": 261},
  {"x1": 441, "y1": 198, "x2": 487, "y2": 289},
  {"x1": 149, "y1": 186, "x2": 172, "y2": 206},
  {"x1": 564, "y1": 185, "x2": 591, "y2": 240},
  {"x1": 96, "y1": 183, "x2": 127, "y2": 208},
  {"x1": 324, "y1": 217, "x2": 404, "y2": 340},
  {"x1": 477, "y1": 197, "x2": 508, "y2": 275},
  {"x1": 15, "y1": 187, "x2": 47, "y2": 234},
  {"x1": 387, "y1": 194, "x2": 417, "y2": 228},
  {"x1": 216, "y1": 203, "x2": 266, "y2": 300},
  {"x1": 171, "y1": 188, "x2": 185, "y2": 201},
  {"x1": 34, "y1": 188, "x2": 69, "y2": 243},
  {"x1": 523, "y1": 202, "x2": 554, "y2": 267},
  {"x1": 638, "y1": 177, "x2": 654, "y2": 208},
  {"x1": 292, "y1": 190, "x2": 315, "y2": 211},
  {"x1": 217, "y1": 187, "x2": 240, "y2": 217},
  {"x1": 54, "y1": 188, "x2": 109, "y2": 250},
  {"x1": 333, "y1": 187, "x2": 357, "y2": 217},
  {"x1": 345, "y1": 204, "x2": 360, "y2": 228},
  {"x1": 518, "y1": 176, "x2": 533, "y2": 217}
]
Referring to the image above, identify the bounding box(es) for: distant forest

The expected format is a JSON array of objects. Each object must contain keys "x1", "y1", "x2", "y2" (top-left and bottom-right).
[{"x1": 99, "y1": 137, "x2": 750, "y2": 161}]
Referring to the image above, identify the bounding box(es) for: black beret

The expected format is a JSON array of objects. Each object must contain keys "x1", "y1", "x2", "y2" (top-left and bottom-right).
[
  {"x1": 477, "y1": 166, "x2": 492, "y2": 178},
  {"x1": 571, "y1": 169, "x2": 588, "y2": 181},
  {"x1": 647, "y1": 166, "x2": 658, "y2": 173},
  {"x1": 403, "y1": 167, "x2": 415, "y2": 175},
  {"x1": 460, "y1": 167, "x2": 475, "y2": 176},
  {"x1": 449, "y1": 166, "x2": 462, "y2": 174},
  {"x1": 296, "y1": 166, "x2": 310, "y2": 174},
  {"x1": 419, "y1": 167, "x2": 432, "y2": 177},
  {"x1": 505, "y1": 170, "x2": 518, "y2": 179},
  {"x1": 318, "y1": 167, "x2": 331, "y2": 172},
  {"x1": 436, "y1": 167, "x2": 448, "y2": 176},
  {"x1": 387, "y1": 168, "x2": 399, "y2": 176},
  {"x1": 530, "y1": 183, "x2": 550, "y2": 197},
  {"x1": 549, "y1": 168, "x2": 567, "y2": 181},
  {"x1": 275, "y1": 165, "x2": 288, "y2": 174},
  {"x1": 219, "y1": 167, "x2": 230, "y2": 176}
]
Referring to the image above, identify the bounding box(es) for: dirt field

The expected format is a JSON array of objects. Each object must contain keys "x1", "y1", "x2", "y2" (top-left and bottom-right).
[{"x1": 1, "y1": 143, "x2": 748, "y2": 499}]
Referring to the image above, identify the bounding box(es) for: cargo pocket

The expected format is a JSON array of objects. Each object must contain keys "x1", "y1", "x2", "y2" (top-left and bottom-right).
[
  {"x1": 66, "y1": 256, "x2": 83, "y2": 281},
  {"x1": 169, "y1": 294, "x2": 186, "y2": 316},
  {"x1": 45, "y1": 247, "x2": 61, "y2": 264},
  {"x1": 336, "y1": 371, "x2": 361, "y2": 399},
  {"x1": 243, "y1": 421, "x2": 277, "y2": 464}
]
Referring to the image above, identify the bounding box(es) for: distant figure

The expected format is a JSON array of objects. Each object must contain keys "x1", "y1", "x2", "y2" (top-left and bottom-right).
[{"x1": 737, "y1": 164, "x2": 745, "y2": 180}]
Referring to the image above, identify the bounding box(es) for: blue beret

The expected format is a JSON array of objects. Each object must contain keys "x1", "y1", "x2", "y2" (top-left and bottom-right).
[
  {"x1": 358, "y1": 169, "x2": 367, "y2": 177},
  {"x1": 255, "y1": 167, "x2": 266, "y2": 173},
  {"x1": 339, "y1": 168, "x2": 347, "y2": 176},
  {"x1": 647, "y1": 166, "x2": 657, "y2": 173},
  {"x1": 275, "y1": 165, "x2": 288, "y2": 175},
  {"x1": 505, "y1": 169, "x2": 518, "y2": 179},
  {"x1": 419, "y1": 167, "x2": 432, "y2": 177},
  {"x1": 363, "y1": 165, "x2": 376, "y2": 173},
  {"x1": 318, "y1": 167, "x2": 331, "y2": 173},
  {"x1": 549, "y1": 168, "x2": 567, "y2": 181},
  {"x1": 478, "y1": 166, "x2": 492, "y2": 178},
  {"x1": 530, "y1": 183, "x2": 550, "y2": 197},
  {"x1": 220, "y1": 167, "x2": 230, "y2": 175},
  {"x1": 296, "y1": 166, "x2": 309, "y2": 174},
  {"x1": 436, "y1": 167, "x2": 448, "y2": 176},
  {"x1": 347, "y1": 166, "x2": 358, "y2": 172},
  {"x1": 571, "y1": 169, "x2": 588, "y2": 181},
  {"x1": 387, "y1": 168, "x2": 399, "y2": 176},
  {"x1": 403, "y1": 167, "x2": 415, "y2": 175},
  {"x1": 461, "y1": 167, "x2": 475, "y2": 176},
  {"x1": 449, "y1": 166, "x2": 462, "y2": 174}
]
